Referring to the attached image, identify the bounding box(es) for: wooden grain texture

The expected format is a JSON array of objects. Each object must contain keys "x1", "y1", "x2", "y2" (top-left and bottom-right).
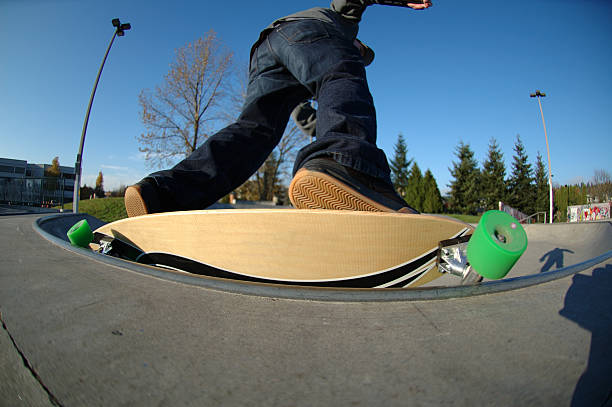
[{"x1": 94, "y1": 210, "x2": 473, "y2": 283}]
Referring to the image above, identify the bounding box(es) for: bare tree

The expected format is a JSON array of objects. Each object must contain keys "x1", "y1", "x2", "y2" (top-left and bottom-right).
[
  {"x1": 590, "y1": 169, "x2": 612, "y2": 202},
  {"x1": 138, "y1": 30, "x2": 234, "y2": 169},
  {"x1": 232, "y1": 120, "x2": 309, "y2": 202},
  {"x1": 592, "y1": 169, "x2": 611, "y2": 185},
  {"x1": 254, "y1": 124, "x2": 309, "y2": 201},
  {"x1": 226, "y1": 67, "x2": 310, "y2": 202}
]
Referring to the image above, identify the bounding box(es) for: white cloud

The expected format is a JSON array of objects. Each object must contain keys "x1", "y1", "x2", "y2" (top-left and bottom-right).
[
  {"x1": 128, "y1": 152, "x2": 147, "y2": 162},
  {"x1": 101, "y1": 164, "x2": 129, "y2": 171}
]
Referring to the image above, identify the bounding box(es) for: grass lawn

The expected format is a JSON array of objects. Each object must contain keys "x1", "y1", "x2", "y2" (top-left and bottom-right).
[
  {"x1": 446, "y1": 213, "x2": 482, "y2": 224},
  {"x1": 60, "y1": 197, "x2": 480, "y2": 225},
  {"x1": 59, "y1": 197, "x2": 127, "y2": 223}
]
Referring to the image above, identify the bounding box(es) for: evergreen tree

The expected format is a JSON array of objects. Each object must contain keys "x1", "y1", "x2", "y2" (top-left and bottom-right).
[
  {"x1": 507, "y1": 135, "x2": 535, "y2": 214},
  {"x1": 554, "y1": 184, "x2": 588, "y2": 222},
  {"x1": 95, "y1": 172, "x2": 105, "y2": 198},
  {"x1": 481, "y1": 138, "x2": 506, "y2": 210},
  {"x1": 404, "y1": 162, "x2": 423, "y2": 212},
  {"x1": 389, "y1": 133, "x2": 412, "y2": 197},
  {"x1": 422, "y1": 169, "x2": 443, "y2": 213},
  {"x1": 554, "y1": 185, "x2": 568, "y2": 222},
  {"x1": 448, "y1": 142, "x2": 481, "y2": 215},
  {"x1": 534, "y1": 152, "x2": 549, "y2": 214},
  {"x1": 80, "y1": 185, "x2": 95, "y2": 200}
]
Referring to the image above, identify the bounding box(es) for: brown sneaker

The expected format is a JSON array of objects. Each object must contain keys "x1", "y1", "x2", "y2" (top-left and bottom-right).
[
  {"x1": 124, "y1": 179, "x2": 162, "y2": 217},
  {"x1": 289, "y1": 158, "x2": 419, "y2": 213}
]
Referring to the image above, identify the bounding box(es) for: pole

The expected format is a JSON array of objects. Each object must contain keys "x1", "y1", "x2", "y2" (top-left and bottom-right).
[
  {"x1": 73, "y1": 30, "x2": 118, "y2": 213},
  {"x1": 72, "y1": 17, "x2": 131, "y2": 212},
  {"x1": 534, "y1": 93, "x2": 553, "y2": 224}
]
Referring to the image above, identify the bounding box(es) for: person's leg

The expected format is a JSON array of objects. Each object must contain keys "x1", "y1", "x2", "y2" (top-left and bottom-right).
[
  {"x1": 126, "y1": 18, "x2": 416, "y2": 216},
  {"x1": 289, "y1": 157, "x2": 417, "y2": 212},
  {"x1": 125, "y1": 35, "x2": 310, "y2": 216},
  {"x1": 144, "y1": 93, "x2": 304, "y2": 212},
  {"x1": 265, "y1": 20, "x2": 416, "y2": 213},
  {"x1": 266, "y1": 20, "x2": 391, "y2": 181}
]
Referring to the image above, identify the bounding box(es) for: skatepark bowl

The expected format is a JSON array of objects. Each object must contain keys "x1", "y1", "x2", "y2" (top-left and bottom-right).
[{"x1": 1, "y1": 206, "x2": 611, "y2": 406}]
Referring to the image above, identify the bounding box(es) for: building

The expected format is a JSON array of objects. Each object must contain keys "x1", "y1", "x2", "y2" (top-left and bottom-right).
[
  {"x1": 0, "y1": 158, "x2": 27, "y2": 178},
  {"x1": 0, "y1": 157, "x2": 75, "y2": 206}
]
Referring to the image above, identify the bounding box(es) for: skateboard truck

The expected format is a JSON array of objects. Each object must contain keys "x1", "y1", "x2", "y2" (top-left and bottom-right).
[
  {"x1": 92, "y1": 232, "x2": 145, "y2": 261},
  {"x1": 97, "y1": 235, "x2": 115, "y2": 256},
  {"x1": 437, "y1": 236, "x2": 482, "y2": 284}
]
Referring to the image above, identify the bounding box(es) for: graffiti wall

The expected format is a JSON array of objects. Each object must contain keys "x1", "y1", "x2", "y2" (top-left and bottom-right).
[{"x1": 567, "y1": 203, "x2": 611, "y2": 222}]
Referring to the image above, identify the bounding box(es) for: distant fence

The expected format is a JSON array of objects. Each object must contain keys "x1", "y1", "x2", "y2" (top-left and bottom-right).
[
  {"x1": 498, "y1": 201, "x2": 533, "y2": 223},
  {"x1": 567, "y1": 203, "x2": 610, "y2": 222},
  {"x1": 0, "y1": 177, "x2": 72, "y2": 207}
]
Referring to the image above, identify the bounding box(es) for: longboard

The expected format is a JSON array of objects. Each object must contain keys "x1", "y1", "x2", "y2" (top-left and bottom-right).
[{"x1": 67, "y1": 209, "x2": 527, "y2": 288}]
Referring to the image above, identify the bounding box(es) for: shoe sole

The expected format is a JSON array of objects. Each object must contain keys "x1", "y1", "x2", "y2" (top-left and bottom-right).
[
  {"x1": 124, "y1": 186, "x2": 149, "y2": 217},
  {"x1": 289, "y1": 169, "x2": 411, "y2": 213}
]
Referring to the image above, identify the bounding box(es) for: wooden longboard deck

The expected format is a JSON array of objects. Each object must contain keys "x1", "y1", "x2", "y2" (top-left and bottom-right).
[{"x1": 93, "y1": 209, "x2": 473, "y2": 288}]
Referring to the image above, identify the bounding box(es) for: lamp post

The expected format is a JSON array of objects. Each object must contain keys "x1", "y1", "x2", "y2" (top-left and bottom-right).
[
  {"x1": 73, "y1": 18, "x2": 131, "y2": 213},
  {"x1": 530, "y1": 90, "x2": 553, "y2": 224}
]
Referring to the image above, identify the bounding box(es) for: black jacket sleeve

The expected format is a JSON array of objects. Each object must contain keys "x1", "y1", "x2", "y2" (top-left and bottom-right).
[
  {"x1": 330, "y1": 0, "x2": 370, "y2": 23},
  {"x1": 331, "y1": 0, "x2": 422, "y2": 22}
]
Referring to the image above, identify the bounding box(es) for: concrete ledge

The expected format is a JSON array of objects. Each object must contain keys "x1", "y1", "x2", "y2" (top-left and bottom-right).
[{"x1": 34, "y1": 213, "x2": 612, "y2": 302}]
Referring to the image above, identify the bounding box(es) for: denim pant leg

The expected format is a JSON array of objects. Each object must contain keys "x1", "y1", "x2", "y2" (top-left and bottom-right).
[
  {"x1": 148, "y1": 30, "x2": 309, "y2": 211},
  {"x1": 267, "y1": 20, "x2": 392, "y2": 182},
  {"x1": 148, "y1": 19, "x2": 393, "y2": 211}
]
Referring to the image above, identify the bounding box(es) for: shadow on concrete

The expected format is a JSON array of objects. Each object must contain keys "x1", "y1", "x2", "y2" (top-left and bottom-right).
[
  {"x1": 559, "y1": 264, "x2": 612, "y2": 407},
  {"x1": 540, "y1": 248, "x2": 575, "y2": 273}
]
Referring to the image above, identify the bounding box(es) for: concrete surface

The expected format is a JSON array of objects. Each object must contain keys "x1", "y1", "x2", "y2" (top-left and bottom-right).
[
  {"x1": 0, "y1": 208, "x2": 611, "y2": 406},
  {"x1": 0, "y1": 204, "x2": 59, "y2": 217},
  {"x1": 0, "y1": 315, "x2": 55, "y2": 406}
]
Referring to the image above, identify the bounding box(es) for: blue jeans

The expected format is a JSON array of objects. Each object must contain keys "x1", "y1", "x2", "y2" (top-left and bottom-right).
[{"x1": 149, "y1": 19, "x2": 392, "y2": 210}]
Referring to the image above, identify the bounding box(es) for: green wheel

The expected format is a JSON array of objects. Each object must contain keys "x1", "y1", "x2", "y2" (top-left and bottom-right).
[
  {"x1": 67, "y1": 219, "x2": 94, "y2": 248},
  {"x1": 466, "y1": 210, "x2": 528, "y2": 280}
]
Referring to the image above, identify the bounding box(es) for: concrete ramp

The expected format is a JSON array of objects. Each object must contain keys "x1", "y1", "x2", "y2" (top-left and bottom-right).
[
  {"x1": 1, "y1": 212, "x2": 611, "y2": 406},
  {"x1": 514, "y1": 221, "x2": 612, "y2": 275}
]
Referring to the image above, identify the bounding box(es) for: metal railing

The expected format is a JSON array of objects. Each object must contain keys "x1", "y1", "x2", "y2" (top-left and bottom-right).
[{"x1": 521, "y1": 211, "x2": 548, "y2": 224}]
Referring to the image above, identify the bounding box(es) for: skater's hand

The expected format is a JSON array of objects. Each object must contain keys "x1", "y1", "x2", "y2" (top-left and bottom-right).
[{"x1": 406, "y1": 0, "x2": 432, "y2": 10}]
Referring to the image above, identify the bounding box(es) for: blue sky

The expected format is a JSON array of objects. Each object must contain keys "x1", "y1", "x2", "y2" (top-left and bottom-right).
[{"x1": 1, "y1": 0, "x2": 610, "y2": 194}]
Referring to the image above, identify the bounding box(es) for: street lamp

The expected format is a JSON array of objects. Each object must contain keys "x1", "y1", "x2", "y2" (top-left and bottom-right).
[
  {"x1": 530, "y1": 90, "x2": 553, "y2": 224},
  {"x1": 73, "y1": 18, "x2": 131, "y2": 213}
]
